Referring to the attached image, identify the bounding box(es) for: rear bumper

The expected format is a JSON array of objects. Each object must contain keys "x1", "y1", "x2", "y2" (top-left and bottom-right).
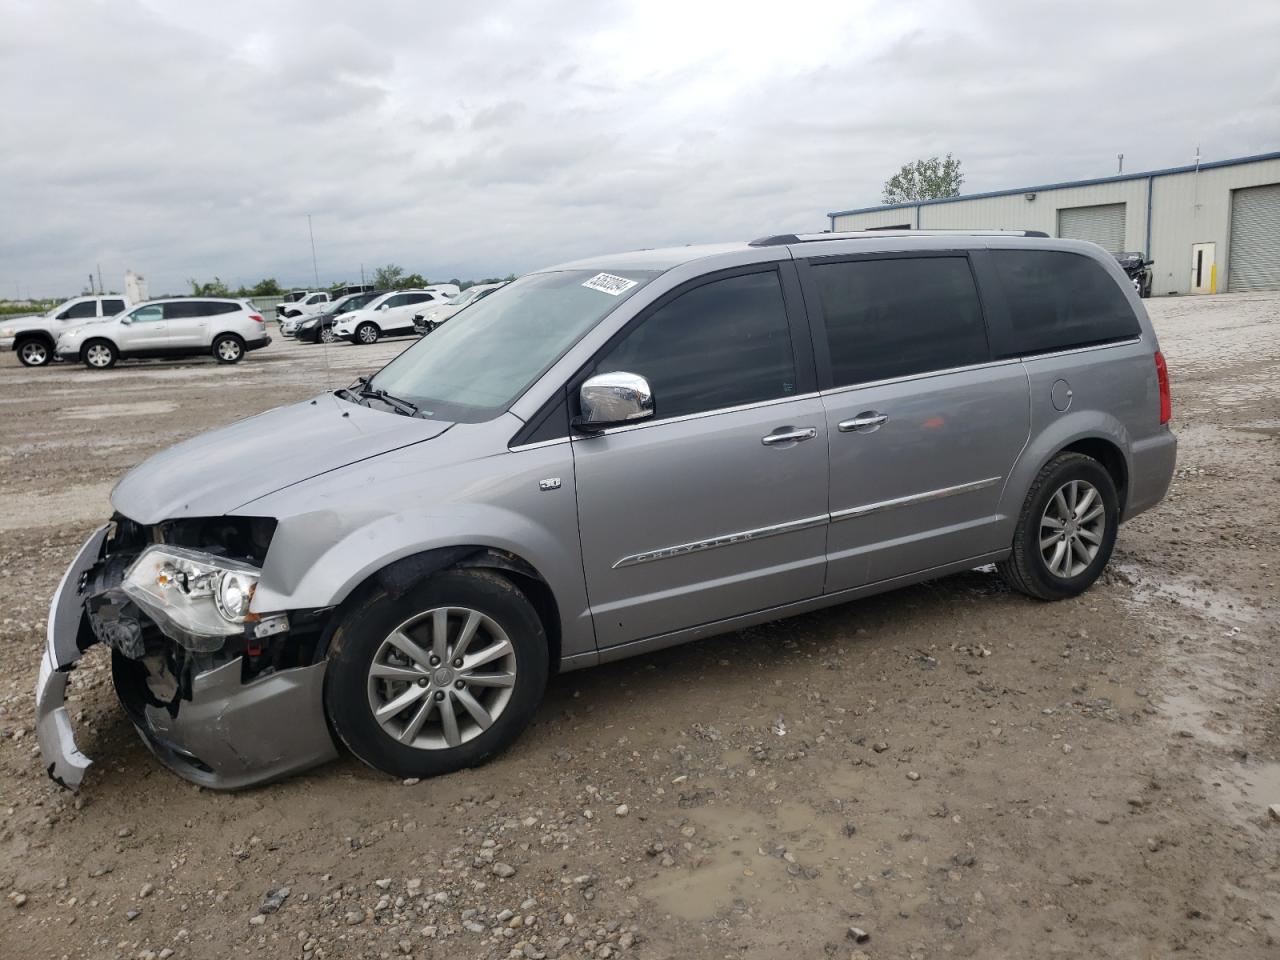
[
  {"x1": 246, "y1": 335, "x2": 272, "y2": 352},
  {"x1": 1122, "y1": 427, "x2": 1177, "y2": 522}
]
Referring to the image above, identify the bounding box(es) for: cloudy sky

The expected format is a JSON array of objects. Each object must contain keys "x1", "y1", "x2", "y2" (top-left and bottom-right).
[{"x1": 2, "y1": 0, "x2": 1277, "y2": 298}]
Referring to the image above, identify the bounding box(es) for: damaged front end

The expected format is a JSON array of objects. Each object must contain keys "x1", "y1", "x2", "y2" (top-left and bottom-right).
[{"x1": 35, "y1": 515, "x2": 338, "y2": 791}]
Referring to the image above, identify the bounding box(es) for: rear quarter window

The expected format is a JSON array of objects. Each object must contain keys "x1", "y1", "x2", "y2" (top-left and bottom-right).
[{"x1": 990, "y1": 250, "x2": 1140, "y2": 356}]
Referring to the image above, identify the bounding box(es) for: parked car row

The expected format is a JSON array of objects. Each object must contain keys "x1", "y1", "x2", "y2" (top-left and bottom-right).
[
  {"x1": 282, "y1": 283, "x2": 509, "y2": 346},
  {"x1": 2, "y1": 294, "x2": 270, "y2": 368}
]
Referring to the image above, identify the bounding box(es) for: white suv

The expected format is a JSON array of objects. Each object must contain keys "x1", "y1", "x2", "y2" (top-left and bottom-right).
[
  {"x1": 2, "y1": 295, "x2": 130, "y2": 366},
  {"x1": 56, "y1": 298, "x2": 272, "y2": 368},
  {"x1": 332, "y1": 287, "x2": 460, "y2": 344}
]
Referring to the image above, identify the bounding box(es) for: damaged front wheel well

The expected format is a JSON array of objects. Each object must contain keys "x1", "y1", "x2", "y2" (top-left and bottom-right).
[{"x1": 320, "y1": 547, "x2": 563, "y2": 670}]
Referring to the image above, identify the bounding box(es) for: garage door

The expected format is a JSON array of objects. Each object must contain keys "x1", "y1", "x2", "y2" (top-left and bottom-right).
[
  {"x1": 1229, "y1": 183, "x2": 1280, "y2": 292},
  {"x1": 1057, "y1": 203, "x2": 1127, "y2": 252}
]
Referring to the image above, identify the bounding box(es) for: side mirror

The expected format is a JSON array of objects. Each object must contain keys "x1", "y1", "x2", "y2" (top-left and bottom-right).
[
  {"x1": 379, "y1": 304, "x2": 389, "y2": 311},
  {"x1": 120, "y1": 317, "x2": 132, "y2": 325},
  {"x1": 573, "y1": 372, "x2": 654, "y2": 431}
]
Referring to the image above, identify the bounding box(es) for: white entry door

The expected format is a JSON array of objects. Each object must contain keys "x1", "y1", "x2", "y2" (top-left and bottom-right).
[{"x1": 1190, "y1": 242, "x2": 1216, "y2": 294}]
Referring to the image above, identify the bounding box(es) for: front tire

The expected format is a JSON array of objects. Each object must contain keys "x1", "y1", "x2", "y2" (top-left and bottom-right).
[
  {"x1": 213, "y1": 334, "x2": 244, "y2": 363},
  {"x1": 320, "y1": 326, "x2": 337, "y2": 344},
  {"x1": 356, "y1": 322, "x2": 380, "y2": 345},
  {"x1": 82, "y1": 339, "x2": 118, "y2": 369},
  {"x1": 17, "y1": 338, "x2": 52, "y2": 367},
  {"x1": 998, "y1": 452, "x2": 1119, "y2": 600},
  {"x1": 325, "y1": 569, "x2": 548, "y2": 779}
]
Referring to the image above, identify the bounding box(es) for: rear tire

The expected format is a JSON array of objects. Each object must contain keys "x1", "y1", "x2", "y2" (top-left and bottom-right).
[
  {"x1": 213, "y1": 334, "x2": 244, "y2": 363},
  {"x1": 325, "y1": 569, "x2": 548, "y2": 780},
  {"x1": 356, "y1": 322, "x2": 379, "y2": 345},
  {"x1": 998, "y1": 452, "x2": 1119, "y2": 600},
  {"x1": 17, "y1": 338, "x2": 52, "y2": 367},
  {"x1": 82, "y1": 339, "x2": 117, "y2": 369}
]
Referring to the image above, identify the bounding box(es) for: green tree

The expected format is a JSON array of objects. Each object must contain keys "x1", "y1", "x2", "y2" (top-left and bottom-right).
[
  {"x1": 248, "y1": 277, "x2": 283, "y2": 297},
  {"x1": 189, "y1": 276, "x2": 231, "y2": 296},
  {"x1": 372, "y1": 264, "x2": 405, "y2": 289},
  {"x1": 400, "y1": 272, "x2": 429, "y2": 289},
  {"x1": 882, "y1": 153, "x2": 964, "y2": 204}
]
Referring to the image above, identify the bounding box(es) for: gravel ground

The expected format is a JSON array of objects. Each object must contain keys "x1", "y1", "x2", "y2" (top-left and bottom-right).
[{"x1": 1, "y1": 295, "x2": 1277, "y2": 959}]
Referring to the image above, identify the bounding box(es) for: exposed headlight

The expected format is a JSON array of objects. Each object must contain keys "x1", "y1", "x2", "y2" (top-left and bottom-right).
[
  {"x1": 122, "y1": 545, "x2": 261, "y2": 651},
  {"x1": 1, "y1": 327, "x2": 14, "y2": 337}
]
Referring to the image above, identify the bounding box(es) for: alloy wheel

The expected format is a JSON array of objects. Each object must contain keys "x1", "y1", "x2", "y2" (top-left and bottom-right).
[
  {"x1": 19, "y1": 341, "x2": 48, "y2": 365},
  {"x1": 320, "y1": 327, "x2": 336, "y2": 343},
  {"x1": 366, "y1": 606, "x2": 517, "y2": 750},
  {"x1": 217, "y1": 338, "x2": 242, "y2": 361},
  {"x1": 1040, "y1": 479, "x2": 1106, "y2": 578},
  {"x1": 85, "y1": 344, "x2": 113, "y2": 368},
  {"x1": 358, "y1": 324, "x2": 378, "y2": 344}
]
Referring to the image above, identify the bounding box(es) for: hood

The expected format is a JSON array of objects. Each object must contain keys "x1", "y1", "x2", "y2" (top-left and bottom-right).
[
  {"x1": 1, "y1": 313, "x2": 51, "y2": 334},
  {"x1": 112, "y1": 393, "x2": 453, "y2": 523}
]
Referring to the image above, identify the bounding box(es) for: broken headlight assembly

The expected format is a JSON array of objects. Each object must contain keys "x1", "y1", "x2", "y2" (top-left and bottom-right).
[{"x1": 122, "y1": 545, "x2": 261, "y2": 652}]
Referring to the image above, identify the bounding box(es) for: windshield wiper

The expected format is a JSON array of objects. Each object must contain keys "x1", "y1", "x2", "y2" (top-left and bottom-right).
[{"x1": 358, "y1": 382, "x2": 421, "y2": 417}]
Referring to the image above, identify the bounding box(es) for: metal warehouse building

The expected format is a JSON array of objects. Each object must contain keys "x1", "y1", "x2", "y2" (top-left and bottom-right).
[{"x1": 827, "y1": 150, "x2": 1280, "y2": 296}]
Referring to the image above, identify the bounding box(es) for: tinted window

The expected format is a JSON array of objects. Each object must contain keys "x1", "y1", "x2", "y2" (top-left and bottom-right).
[
  {"x1": 990, "y1": 250, "x2": 1140, "y2": 355},
  {"x1": 406, "y1": 293, "x2": 433, "y2": 304},
  {"x1": 163, "y1": 301, "x2": 202, "y2": 319},
  {"x1": 811, "y1": 256, "x2": 989, "y2": 387},
  {"x1": 59, "y1": 300, "x2": 98, "y2": 319},
  {"x1": 101, "y1": 299, "x2": 126, "y2": 316},
  {"x1": 592, "y1": 270, "x2": 796, "y2": 421},
  {"x1": 381, "y1": 294, "x2": 408, "y2": 308},
  {"x1": 207, "y1": 302, "x2": 240, "y2": 315}
]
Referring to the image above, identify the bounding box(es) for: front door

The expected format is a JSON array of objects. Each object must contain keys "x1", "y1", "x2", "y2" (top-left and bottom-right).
[
  {"x1": 801, "y1": 253, "x2": 1030, "y2": 591},
  {"x1": 118, "y1": 304, "x2": 168, "y2": 352},
  {"x1": 1190, "y1": 242, "x2": 1216, "y2": 294},
  {"x1": 572, "y1": 267, "x2": 828, "y2": 648}
]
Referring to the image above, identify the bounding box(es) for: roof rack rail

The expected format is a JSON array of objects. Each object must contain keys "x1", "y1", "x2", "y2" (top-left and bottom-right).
[{"x1": 749, "y1": 229, "x2": 1049, "y2": 247}]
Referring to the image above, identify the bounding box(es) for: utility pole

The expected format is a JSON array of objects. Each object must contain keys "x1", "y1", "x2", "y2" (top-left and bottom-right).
[
  {"x1": 88, "y1": 273, "x2": 95, "y2": 294},
  {"x1": 307, "y1": 214, "x2": 320, "y2": 288},
  {"x1": 97, "y1": 263, "x2": 103, "y2": 295},
  {"x1": 1117, "y1": 153, "x2": 1124, "y2": 174}
]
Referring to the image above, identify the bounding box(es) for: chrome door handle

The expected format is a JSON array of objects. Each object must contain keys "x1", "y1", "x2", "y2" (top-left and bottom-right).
[
  {"x1": 761, "y1": 427, "x2": 818, "y2": 446},
  {"x1": 838, "y1": 413, "x2": 888, "y2": 432}
]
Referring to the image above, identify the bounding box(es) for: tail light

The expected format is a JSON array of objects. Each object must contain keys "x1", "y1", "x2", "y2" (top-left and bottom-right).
[
  {"x1": 249, "y1": 314, "x2": 264, "y2": 324},
  {"x1": 1154, "y1": 350, "x2": 1171, "y2": 424}
]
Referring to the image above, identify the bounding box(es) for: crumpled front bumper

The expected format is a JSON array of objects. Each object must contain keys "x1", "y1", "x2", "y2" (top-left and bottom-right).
[
  {"x1": 35, "y1": 524, "x2": 109, "y2": 790},
  {"x1": 36, "y1": 525, "x2": 339, "y2": 791}
]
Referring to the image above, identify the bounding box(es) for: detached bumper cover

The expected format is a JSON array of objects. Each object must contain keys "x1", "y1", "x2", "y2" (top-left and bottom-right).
[
  {"x1": 35, "y1": 524, "x2": 109, "y2": 790},
  {"x1": 128, "y1": 658, "x2": 337, "y2": 791}
]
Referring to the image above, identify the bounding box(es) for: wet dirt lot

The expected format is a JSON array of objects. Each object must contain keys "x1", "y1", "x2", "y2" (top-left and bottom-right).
[{"x1": 1, "y1": 295, "x2": 1277, "y2": 959}]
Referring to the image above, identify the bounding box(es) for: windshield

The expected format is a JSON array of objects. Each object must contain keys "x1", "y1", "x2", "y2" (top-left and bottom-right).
[
  {"x1": 445, "y1": 288, "x2": 478, "y2": 306},
  {"x1": 367, "y1": 269, "x2": 656, "y2": 421}
]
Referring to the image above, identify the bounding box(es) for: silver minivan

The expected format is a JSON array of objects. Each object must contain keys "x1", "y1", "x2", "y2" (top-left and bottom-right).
[{"x1": 37, "y1": 231, "x2": 1176, "y2": 790}]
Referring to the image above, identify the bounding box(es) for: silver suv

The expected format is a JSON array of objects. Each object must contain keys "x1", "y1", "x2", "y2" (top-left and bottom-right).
[
  {"x1": 37, "y1": 232, "x2": 1176, "y2": 790},
  {"x1": 55, "y1": 298, "x2": 271, "y2": 368}
]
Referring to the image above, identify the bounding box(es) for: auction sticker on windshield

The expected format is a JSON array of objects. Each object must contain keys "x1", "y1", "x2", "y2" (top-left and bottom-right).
[{"x1": 581, "y1": 273, "x2": 638, "y2": 296}]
